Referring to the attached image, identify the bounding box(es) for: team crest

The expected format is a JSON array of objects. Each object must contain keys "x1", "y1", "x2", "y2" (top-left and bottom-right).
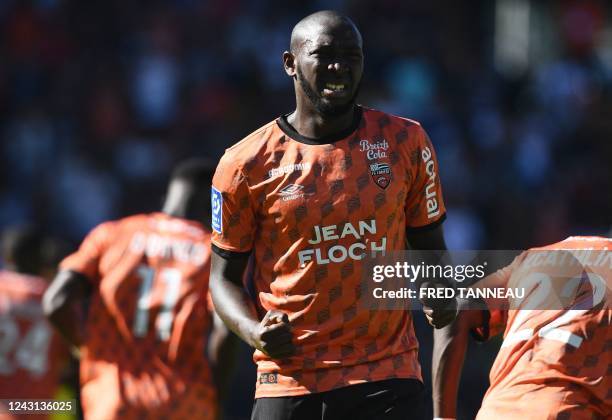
[{"x1": 369, "y1": 162, "x2": 391, "y2": 189}]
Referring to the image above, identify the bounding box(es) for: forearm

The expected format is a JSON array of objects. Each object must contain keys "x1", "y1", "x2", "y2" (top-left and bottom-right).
[
  {"x1": 432, "y1": 308, "x2": 482, "y2": 418},
  {"x1": 407, "y1": 226, "x2": 450, "y2": 289},
  {"x1": 42, "y1": 289, "x2": 84, "y2": 351},
  {"x1": 210, "y1": 277, "x2": 260, "y2": 348}
]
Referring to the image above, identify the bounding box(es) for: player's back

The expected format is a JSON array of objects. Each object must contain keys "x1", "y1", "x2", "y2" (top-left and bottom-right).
[
  {"x1": 0, "y1": 270, "x2": 66, "y2": 419},
  {"x1": 477, "y1": 236, "x2": 611, "y2": 419},
  {"x1": 60, "y1": 213, "x2": 217, "y2": 420}
]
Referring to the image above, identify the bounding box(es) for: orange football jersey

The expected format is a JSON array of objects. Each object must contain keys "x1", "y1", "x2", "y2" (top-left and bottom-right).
[
  {"x1": 211, "y1": 107, "x2": 446, "y2": 398},
  {"x1": 473, "y1": 236, "x2": 612, "y2": 419},
  {"x1": 60, "y1": 213, "x2": 217, "y2": 420},
  {"x1": 0, "y1": 270, "x2": 67, "y2": 420}
]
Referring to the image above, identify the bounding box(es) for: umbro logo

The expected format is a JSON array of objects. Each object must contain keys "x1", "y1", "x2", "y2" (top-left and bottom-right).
[
  {"x1": 279, "y1": 184, "x2": 304, "y2": 196},
  {"x1": 278, "y1": 184, "x2": 305, "y2": 201}
]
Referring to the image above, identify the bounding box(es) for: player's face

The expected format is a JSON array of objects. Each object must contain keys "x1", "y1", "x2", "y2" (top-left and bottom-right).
[{"x1": 295, "y1": 24, "x2": 363, "y2": 116}]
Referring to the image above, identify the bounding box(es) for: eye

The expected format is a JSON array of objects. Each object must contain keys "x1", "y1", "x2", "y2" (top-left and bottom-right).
[{"x1": 312, "y1": 51, "x2": 332, "y2": 59}]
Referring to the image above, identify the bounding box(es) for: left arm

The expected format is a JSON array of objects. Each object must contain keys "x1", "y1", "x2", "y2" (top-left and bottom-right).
[
  {"x1": 406, "y1": 224, "x2": 457, "y2": 329},
  {"x1": 432, "y1": 308, "x2": 484, "y2": 419},
  {"x1": 42, "y1": 270, "x2": 92, "y2": 356}
]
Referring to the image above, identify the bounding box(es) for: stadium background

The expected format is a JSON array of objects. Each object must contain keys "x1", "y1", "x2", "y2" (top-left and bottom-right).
[{"x1": 0, "y1": 0, "x2": 610, "y2": 419}]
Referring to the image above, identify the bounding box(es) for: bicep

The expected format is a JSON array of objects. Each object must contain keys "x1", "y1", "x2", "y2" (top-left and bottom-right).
[
  {"x1": 210, "y1": 250, "x2": 251, "y2": 288},
  {"x1": 406, "y1": 224, "x2": 447, "y2": 250}
]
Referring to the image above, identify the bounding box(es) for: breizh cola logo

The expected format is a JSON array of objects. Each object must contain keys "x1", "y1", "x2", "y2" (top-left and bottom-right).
[
  {"x1": 370, "y1": 162, "x2": 391, "y2": 189},
  {"x1": 360, "y1": 139, "x2": 389, "y2": 160}
]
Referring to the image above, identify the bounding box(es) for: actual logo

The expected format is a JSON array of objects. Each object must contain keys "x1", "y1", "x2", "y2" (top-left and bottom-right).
[
  {"x1": 369, "y1": 162, "x2": 392, "y2": 190},
  {"x1": 211, "y1": 186, "x2": 223, "y2": 233}
]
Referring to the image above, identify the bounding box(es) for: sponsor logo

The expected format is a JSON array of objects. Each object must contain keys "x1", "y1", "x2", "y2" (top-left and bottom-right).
[
  {"x1": 369, "y1": 162, "x2": 391, "y2": 190},
  {"x1": 259, "y1": 373, "x2": 278, "y2": 384},
  {"x1": 278, "y1": 184, "x2": 305, "y2": 201},
  {"x1": 268, "y1": 162, "x2": 311, "y2": 178},
  {"x1": 359, "y1": 139, "x2": 389, "y2": 160},
  {"x1": 421, "y1": 147, "x2": 440, "y2": 219},
  {"x1": 298, "y1": 220, "x2": 387, "y2": 266},
  {"x1": 211, "y1": 186, "x2": 223, "y2": 233}
]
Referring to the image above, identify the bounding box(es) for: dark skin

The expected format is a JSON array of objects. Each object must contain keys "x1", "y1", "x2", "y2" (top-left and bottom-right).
[
  {"x1": 210, "y1": 11, "x2": 456, "y2": 361},
  {"x1": 42, "y1": 177, "x2": 236, "y2": 396},
  {"x1": 432, "y1": 308, "x2": 484, "y2": 418},
  {"x1": 283, "y1": 12, "x2": 363, "y2": 138},
  {"x1": 210, "y1": 253, "x2": 296, "y2": 360}
]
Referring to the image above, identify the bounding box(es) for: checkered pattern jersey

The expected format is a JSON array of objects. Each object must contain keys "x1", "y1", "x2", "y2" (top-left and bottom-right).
[
  {"x1": 60, "y1": 213, "x2": 217, "y2": 420},
  {"x1": 473, "y1": 236, "x2": 612, "y2": 419},
  {"x1": 0, "y1": 271, "x2": 67, "y2": 420},
  {"x1": 211, "y1": 106, "x2": 447, "y2": 398}
]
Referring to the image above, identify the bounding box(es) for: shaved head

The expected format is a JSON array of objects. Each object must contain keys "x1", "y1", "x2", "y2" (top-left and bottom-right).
[
  {"x1": 284, "y1": 11, "x2": 364, "y2": 119},
  {"x1": 290, "y1": 10, "x2": 362, "y2": 54}
]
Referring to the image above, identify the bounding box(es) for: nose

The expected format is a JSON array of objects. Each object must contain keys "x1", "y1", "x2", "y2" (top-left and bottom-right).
[{"x1": 328, "y1": 61, "x2": 348, "y2": 73}]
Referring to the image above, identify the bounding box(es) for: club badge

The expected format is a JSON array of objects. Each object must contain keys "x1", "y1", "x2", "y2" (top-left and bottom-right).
[{"x1": 369, "y1": 162, "x2": 391, "y2": 189}]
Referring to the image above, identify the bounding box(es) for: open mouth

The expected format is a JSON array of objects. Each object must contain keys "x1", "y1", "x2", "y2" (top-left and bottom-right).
[{"x1": 322, "y1": 82, "x2": 350, "y2": 97}]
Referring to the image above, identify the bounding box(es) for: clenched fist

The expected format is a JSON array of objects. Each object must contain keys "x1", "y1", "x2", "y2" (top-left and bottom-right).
[
  {"x1": 249, "y1": 310, "x2": 295, "y2": 359},
  {"x1": 420, "y1": 281, "x2": 458, "y2": 329}
]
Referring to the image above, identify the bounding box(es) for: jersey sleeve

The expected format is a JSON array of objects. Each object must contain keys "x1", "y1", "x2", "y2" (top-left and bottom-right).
[
  {"x1": 405, "y1": 125, "x2": 446, "y2": 231},
  {"x1": 210, "y1": 152, "x2": 256, "y2": 255},
  {"x1": 59, "y1": 222, "x2": 113, "y2": 283}
]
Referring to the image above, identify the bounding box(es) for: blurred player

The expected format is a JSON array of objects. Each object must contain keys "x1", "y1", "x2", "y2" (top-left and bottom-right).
[
  {"x1": 210, "y1": 10, "x2": 454, "y2": 420},
  {"x1": 0, "y1": 226, "x2": 69, "y2": 419},
  {"x1": 432, "y1": 236, "x2": 611, "y2": 419},
  {"x1": 43, "y1": 159, "x2": 235, "y2": 420}
]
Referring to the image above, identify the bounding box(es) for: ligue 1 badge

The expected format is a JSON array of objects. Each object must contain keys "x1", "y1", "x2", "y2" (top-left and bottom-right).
[{"x1": 369, "y1": 162, "x2": 391, "y2": 189}]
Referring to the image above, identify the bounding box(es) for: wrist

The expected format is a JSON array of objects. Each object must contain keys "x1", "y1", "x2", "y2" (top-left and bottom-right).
[{"x1": 240, "y1": 318, "x2": 261, "y2": 348}]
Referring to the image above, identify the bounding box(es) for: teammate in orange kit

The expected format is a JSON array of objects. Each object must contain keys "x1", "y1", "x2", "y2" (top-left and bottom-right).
[
  {"x1": 432, "y1": 236, "x2": 611, "y2": 420},
  {"x1": 43, "y1": 159, "x2": 236, "y2": 420},
  {"x1": 0, "y1": 226, "x2": 69, "y2": 420},
  {"x1": 209, "y1": 10, "x2": 455, "y2": 420}
]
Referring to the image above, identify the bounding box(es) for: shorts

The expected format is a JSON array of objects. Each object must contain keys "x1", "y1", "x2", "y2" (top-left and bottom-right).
[{"x1": 251, "y1": 378, "x2": 426, "y2": 420}]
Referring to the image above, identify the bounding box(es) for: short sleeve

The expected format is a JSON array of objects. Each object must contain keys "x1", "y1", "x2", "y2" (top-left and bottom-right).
[
  {"x1": 59, "y1": 222, "x2": 113, "y2": 282},
  {"x1": 210, "y1": 153, "x2": 256, "y2": 255},
  {"x1": 405, "y1": 125, "x2": 446, "y2": 231}
]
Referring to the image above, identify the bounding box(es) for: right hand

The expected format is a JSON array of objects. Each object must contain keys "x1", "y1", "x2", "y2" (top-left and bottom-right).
[{"x1": 249, "y1": 310, "x2": 295, "y2": 359}]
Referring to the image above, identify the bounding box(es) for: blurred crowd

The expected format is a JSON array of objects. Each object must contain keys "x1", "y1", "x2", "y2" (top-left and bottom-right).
[
  {"x1": 1, "y1": 0, "x2": 611, "y2": 249},
  {"x1": 1, "y1": 1, "x2": 611, "y2": 419}
]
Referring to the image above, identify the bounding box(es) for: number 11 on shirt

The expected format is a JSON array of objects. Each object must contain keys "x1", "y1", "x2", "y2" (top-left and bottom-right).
[{"x1": 132, "y1": 265, "x2": 182, "y2": 341}]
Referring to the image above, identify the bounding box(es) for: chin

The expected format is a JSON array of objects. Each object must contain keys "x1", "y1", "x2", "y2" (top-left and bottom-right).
[{"x1": 316, "y1": 100, "x2": 356, "y2": 117}]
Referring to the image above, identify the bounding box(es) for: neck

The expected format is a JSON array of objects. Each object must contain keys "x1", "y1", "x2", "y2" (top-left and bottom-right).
[
  {"x1": 161, "y1": 202, "x2": 209, "y2": 227},
  {"x1": 287, "y1": 101, "x2": 357, "y2": 139}
]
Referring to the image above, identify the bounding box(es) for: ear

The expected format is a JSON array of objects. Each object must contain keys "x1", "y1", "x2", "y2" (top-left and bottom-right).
[{"x1": 283, "y1": 51, "x2": 296, "y2": 77}]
